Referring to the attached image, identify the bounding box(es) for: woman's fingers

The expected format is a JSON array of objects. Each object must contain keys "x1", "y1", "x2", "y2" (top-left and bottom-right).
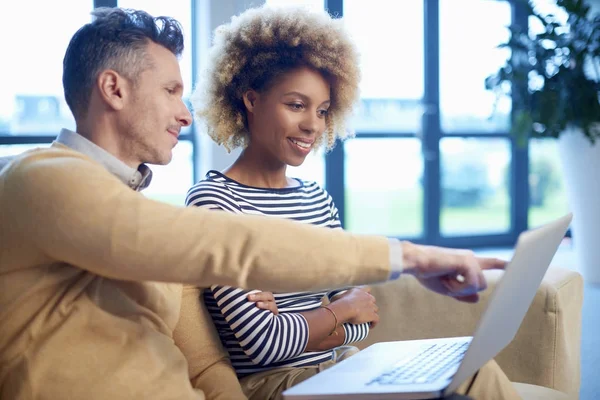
[
  {"x1": 248, "y1": 291, "x2": 279, "y2": 314},
  {"x1": 248, "y1": 291, "x2": 275, "y2": 302}
]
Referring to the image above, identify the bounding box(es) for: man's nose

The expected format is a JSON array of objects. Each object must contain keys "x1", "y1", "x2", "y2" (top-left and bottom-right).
[{"x1": 179, "y1": 103, "x2": 193, "y2": 127}]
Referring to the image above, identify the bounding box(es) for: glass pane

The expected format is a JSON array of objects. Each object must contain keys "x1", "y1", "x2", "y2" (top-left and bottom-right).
[
  {"x1": 287, "y1": 150, "x2": 326, "y2": 188},
  {"x1": 266, "y1": 0, "x2": 324, "y2": 11},
  {"x1": 344, "y1": 0, "x2": 424, "y2": 133},
  {"x1": 440, "y1": 138, "x2": 511, "y2": 235},
  {"x1": 439, "y1": 0, "x2": 511, "y2": 132},
  {"x1": 143, "y1": 141, "x2": 194, "y2": 205},
  {"x1": 118, "y1": 0, "x2": 192, "y2": 99},
  {"x1": 0, "y1": 1, "x2": 93, "y2": 135},
  {"x1": 345, "y1": 138, "x2": 423, "y2": 236},
  {"x1": 528, "y1": 139, "x2": 569, "y2": 228}
]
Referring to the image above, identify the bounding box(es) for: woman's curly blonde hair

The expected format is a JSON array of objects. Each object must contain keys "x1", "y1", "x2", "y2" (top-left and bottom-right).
[{"x1": 191, "y1": 5, "x2": 361, "y2": 152}]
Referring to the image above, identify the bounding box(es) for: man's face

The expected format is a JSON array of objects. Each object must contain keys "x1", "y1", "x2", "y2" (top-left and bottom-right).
[{"x1": 121, "y1": 41, "x2": 192, "y2": 166}]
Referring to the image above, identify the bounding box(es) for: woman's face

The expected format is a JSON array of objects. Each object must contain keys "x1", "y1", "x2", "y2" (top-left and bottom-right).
[{"x1": 243, "y1": 66, "x2": 331, "y2": 167}]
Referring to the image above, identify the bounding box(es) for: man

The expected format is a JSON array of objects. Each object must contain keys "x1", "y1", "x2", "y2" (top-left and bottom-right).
[{"x1": 0, "y1": 8, "x2": 511, "y2": 400}]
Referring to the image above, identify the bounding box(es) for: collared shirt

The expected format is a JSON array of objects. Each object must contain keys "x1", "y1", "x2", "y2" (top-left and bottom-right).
[{"x1": 55, "y1": 128, "x2": 153, "y2": 191}]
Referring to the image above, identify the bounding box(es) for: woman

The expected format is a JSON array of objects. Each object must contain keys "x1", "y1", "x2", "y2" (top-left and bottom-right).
[
  {"x1": 186, "y1": 5, "x2": 378, "y2": 400},
  {"x1": 186, "y1": 5, "x2": 522, "y2": 400}
]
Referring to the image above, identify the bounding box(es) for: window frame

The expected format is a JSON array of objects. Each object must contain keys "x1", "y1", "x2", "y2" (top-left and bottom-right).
[
  {"x1": 0, "y1": 0, "x2": 200, "y2": 184},
  {"x1": 4, "y1": 0, "x2": 563, "y2": 247},
  {"x1": 324, "y1": 0, "x2": 536, "y2": 248}
]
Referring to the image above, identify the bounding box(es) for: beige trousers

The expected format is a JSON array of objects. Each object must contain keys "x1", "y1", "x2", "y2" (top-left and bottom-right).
[{"x1": 239, "y1": 347, "x2": 521, "y2": 400}]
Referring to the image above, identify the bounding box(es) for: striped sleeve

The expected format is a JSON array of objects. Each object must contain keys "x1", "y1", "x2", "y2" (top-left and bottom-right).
[
  {"x1": 342, "y1": 322, "x2": 370, "y2": 345},
  {"x1": 328, "y1": 193, "x2": 342, "y2": 230},
  {"x1": 210, "y1": 285, "x2": 310, "y2": 366},
  {"x1": 185, "y1": 180, "x2": 242, "y2": 213}
]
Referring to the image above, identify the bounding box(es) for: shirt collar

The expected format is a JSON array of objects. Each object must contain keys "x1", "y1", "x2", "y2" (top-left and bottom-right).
[{"x1": 54, "y1": 128, "x2": 152, "y2": 191}]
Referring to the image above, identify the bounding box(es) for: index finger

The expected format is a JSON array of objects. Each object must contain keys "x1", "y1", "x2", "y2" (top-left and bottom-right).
[{"x1": 477, "y1": 257, "x2": 507, "y2": 270}]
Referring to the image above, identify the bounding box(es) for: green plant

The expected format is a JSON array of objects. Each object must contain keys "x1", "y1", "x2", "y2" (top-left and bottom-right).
[{"x1": 486, "y1": 0, "x2": 600, "y2": 145}]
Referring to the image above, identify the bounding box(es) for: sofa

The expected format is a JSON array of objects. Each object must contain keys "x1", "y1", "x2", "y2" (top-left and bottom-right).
[{"x1": 360, "y1": 267, "x2": 583, "y2": 399}]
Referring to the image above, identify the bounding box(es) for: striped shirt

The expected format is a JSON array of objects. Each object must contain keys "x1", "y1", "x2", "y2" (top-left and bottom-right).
[{"x1": 185, "y1": 170, "x2": 370, "y2": 376}]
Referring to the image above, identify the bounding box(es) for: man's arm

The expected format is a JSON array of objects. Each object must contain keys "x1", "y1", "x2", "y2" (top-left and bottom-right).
[
  {"x1": 6, "y1": 150, "x2": 391, "y2": 292},
  {"x1": 172, "y1": 285, "x2": 247, "y2": 400}
]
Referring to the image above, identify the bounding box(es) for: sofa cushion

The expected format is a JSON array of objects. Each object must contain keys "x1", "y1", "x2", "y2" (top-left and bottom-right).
[{"x1": 513, "y1": 382, "x2": 570, "y2": 400}]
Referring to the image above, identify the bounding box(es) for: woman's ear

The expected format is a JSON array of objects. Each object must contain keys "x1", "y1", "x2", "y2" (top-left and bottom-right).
[{"x1": 243, "y1": 90, "x2": 259, "y2": 113}]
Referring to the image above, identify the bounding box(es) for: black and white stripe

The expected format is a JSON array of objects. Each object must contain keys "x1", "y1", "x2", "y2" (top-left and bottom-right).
[{"x1": 186, "y1": 171, "x2": 368, "y2": 376}]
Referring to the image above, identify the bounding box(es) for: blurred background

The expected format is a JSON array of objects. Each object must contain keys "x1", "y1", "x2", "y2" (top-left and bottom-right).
[{"x1": 0, "y1": 0, "x2": 575, "y2": 249}]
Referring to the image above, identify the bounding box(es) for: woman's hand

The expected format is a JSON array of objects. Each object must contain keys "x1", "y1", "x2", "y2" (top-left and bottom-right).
[
  {"x1": 330, "y1": 287, "x2": 379, "y2": 328},
  {"x1": 248, "y1": 291, "x2": 279, "y2": 315}
]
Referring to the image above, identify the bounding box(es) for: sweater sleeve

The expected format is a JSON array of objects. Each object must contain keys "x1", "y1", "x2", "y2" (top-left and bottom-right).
[
  {"x1": 210, "y1": 285, "x2": 309, "y2": 366},
  {"x1": 172, "y1": 285, "x2": 247, "y2": 400},
  {"x1": 5, "y1": 149, "x2": 392, "y2": 292},
  {"x1": 326, "y1": 194, "x2": 370, "y2": 344}
]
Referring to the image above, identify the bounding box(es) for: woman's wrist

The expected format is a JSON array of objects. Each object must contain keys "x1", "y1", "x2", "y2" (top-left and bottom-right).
[{"x1": 326, "y1": 300, "x2": 353, "y2": 324}]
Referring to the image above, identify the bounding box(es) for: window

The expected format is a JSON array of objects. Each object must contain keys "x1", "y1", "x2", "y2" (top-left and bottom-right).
[
  {"x1": 440, "y1": 138, "x2": 511, "y2": 235},
  {"x1": 0, "y1": 1, "x2": 94, "y2": 136},
  {"x1": 287, "y1": 149, "x2": 326, "y2": 188},
  {"x1": 143, "y1": 141, "x2": 195, "y2": 205},
  {"x1": 267, "y1": 0, "x2": 324, "y2": 10},
  {"x1": 344, "y1": 0, "x2": 424, "y2": 133},
  {"x1": 341, "y1": 0, "x2": 425, "y2": 237},
  {"x1": 322, "y1": 0, "x2": 542, "y2": 247},
  {"x1": 439, "y1": 0, "x2": 512, "y2": 132},
  {"x1": 344, "y1": 138, "x2": 423, "y2": 236},
  {"x1": 4, "y1": 0, "x2": 564, "y2": 248},
  {"x1": 528, "y1": 139, "x2": 569, "y2": 227}
]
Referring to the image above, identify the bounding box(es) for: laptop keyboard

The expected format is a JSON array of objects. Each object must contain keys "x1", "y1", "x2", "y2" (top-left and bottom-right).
[{"x1": 367, "y1": 341, "x2": 469, "y2": 386}]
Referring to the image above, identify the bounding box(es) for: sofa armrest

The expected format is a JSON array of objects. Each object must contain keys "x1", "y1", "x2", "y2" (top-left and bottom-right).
[{"x1": 358, "y1": 267, "x2": 583, "y2": 397}]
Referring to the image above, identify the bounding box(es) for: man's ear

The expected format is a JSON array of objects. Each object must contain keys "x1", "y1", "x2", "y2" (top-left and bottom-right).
[
  {"x1": 97, "y1": 70, "x2": 128, "y2": 111},
  {"x1": 242, "y1": 90, "x2": 259, "y2": 113}
]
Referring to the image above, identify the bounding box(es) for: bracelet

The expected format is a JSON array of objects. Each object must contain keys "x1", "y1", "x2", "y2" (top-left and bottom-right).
[{"x1": 322, "y1": 305, "x2": 339, "y2": 336}]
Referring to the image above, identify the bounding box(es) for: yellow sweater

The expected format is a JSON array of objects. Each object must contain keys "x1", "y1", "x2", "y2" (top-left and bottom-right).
[{"x1": 0, "y1": 146, "x2": 392, "y2": 399}]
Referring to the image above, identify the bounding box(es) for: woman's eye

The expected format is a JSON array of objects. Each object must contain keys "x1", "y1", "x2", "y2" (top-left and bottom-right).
[
  {"x1": 288, "y1": 103, "x2": 304, "y2": 110},
  {"x1": 318, "y1": 109, "x2": 329, "y2": 117},
  {"x1": 166, "y1": 88, "x2": 175, "y2": 94}
]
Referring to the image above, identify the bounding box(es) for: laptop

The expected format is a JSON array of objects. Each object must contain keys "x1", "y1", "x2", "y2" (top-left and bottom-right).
[{"x1": 283, "y1": 213, "x2": 573, "y2": 400}]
